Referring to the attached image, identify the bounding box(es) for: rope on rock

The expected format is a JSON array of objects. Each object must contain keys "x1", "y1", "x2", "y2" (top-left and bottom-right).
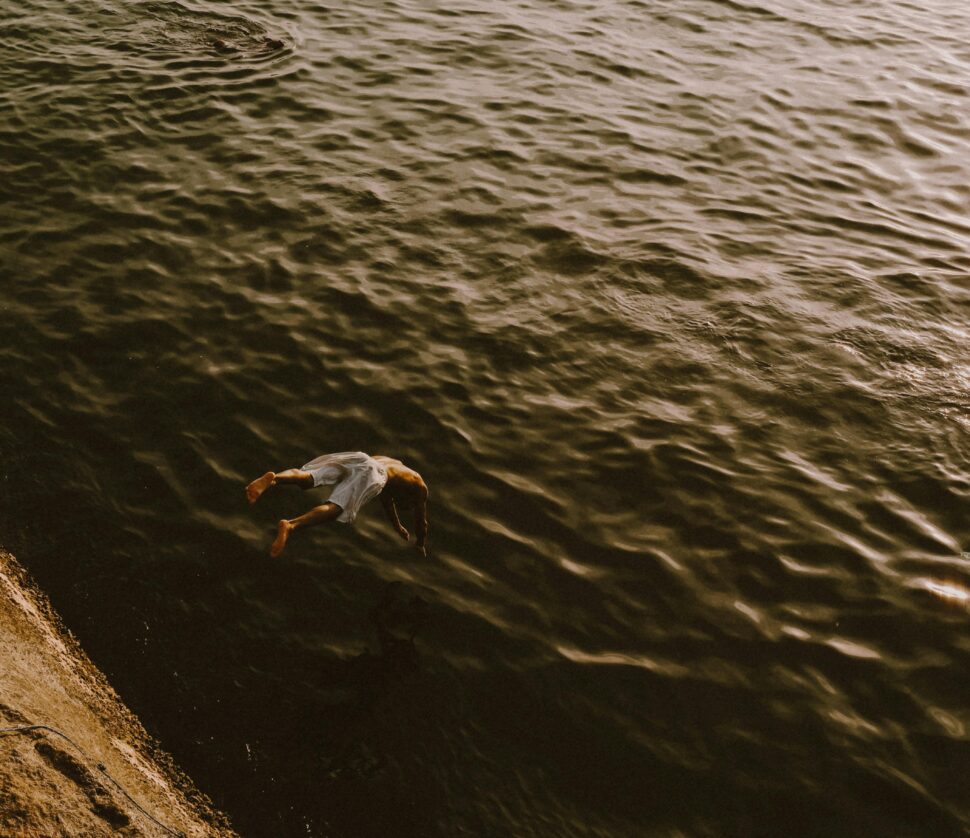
[{"x1": 0, "y1": 723, "x2": 186, "y2": 838}]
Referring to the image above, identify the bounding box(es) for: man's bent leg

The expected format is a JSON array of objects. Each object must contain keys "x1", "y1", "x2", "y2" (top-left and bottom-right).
[
  {"x1": 270, "y1": 501, "x2": 343, "y2": 557},
  {"x1": 247, "y1": 468, "x2": 314, "y2": 505},
  {"x1": 274, "y1": 469, "x2": 315, "y2": 486}
]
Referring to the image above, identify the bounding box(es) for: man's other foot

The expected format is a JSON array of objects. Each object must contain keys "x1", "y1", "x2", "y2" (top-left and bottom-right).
[
  {"x1": 270, "y1": 520, "x2": 293, "y2": 557},
  {"x1": 247, "y1": 472, "x2": 275, "y2": 505}
]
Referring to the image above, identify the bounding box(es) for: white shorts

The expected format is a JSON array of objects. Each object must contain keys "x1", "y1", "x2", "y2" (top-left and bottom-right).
[{"x1": 300, "y1": 451, "x2": 388, "y2": 523}]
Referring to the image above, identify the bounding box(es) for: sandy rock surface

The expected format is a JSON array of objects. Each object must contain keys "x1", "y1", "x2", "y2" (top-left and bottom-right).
[{"x1": 0, "y1": 549, "x2": 237, "y2": 838}]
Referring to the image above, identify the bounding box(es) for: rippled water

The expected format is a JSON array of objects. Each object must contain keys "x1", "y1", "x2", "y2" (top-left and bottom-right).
[{"x1": 1, "y1": 0, "x2": 968, "y2": 834}]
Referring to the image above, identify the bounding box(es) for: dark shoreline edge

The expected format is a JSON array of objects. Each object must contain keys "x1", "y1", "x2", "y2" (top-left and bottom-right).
[{"x1": 0, "y1": 547, "x2": 238, "y2": 837}]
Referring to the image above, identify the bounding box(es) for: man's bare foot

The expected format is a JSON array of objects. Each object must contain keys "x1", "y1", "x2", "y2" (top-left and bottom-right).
[
  {"x1": 247, "y1": 472, "x2": 275, "y2": 505},
  {"x1": 270, "y1": 519, "x2": 293, "y2": 557}
]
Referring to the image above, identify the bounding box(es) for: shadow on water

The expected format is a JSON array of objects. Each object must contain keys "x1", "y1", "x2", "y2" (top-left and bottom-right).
[
  {"x1": 215, "y1": 581, "x2": 435, "y2": 837},
  {"x1": 318, "y1": 581, "x2": 431, "y2": 769}
]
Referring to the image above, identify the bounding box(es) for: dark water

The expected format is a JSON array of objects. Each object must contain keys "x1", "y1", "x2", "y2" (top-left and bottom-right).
[{"x1": 1, "y1": 0, "x2": 968, "y2": 834}]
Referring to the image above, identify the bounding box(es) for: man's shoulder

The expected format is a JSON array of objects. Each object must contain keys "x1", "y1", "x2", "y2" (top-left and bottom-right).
[{"x1": 387, "y1": 466, "x2": 427, "y2": 493}]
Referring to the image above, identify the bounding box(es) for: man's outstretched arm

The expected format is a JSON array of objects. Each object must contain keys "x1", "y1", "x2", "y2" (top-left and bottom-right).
[
  {"x1": 381, "y1": 494, "x2": 409, "y2": 542},
  {"x1": 413, "y1": 486, "x2": 429, "y2": 557}
]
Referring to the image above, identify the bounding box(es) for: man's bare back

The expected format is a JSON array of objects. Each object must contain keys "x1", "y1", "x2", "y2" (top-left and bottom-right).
[
  {"x1": 372, "y1": 456, "x2": 430, "y2": 556},
  {"x1": 245, "y1": 452, "x2": 429, "y2": 558}
]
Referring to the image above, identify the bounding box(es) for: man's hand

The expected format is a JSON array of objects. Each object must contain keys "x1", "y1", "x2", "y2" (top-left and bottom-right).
[{"x1": 397, "y1": 526, "x2": 410, "y2": 542}]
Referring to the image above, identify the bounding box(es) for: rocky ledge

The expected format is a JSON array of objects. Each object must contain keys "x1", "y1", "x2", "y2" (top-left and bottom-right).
[{"x1": 0, "y1": 549, "x2": 236, "y2": 837}]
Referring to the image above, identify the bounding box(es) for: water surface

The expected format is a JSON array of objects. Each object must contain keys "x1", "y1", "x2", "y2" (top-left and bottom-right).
[{"x1": 0, "y1": 0, "x2": 968, "y2": 835}]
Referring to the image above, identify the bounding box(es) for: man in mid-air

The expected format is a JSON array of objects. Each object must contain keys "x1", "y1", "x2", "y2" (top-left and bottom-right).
[{"x1": 246, "y1": 452, "x2": 429, "y2": 558}]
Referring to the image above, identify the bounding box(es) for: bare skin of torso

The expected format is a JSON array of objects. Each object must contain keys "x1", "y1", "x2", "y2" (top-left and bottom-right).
[{"x1": 245, "y1": 454, "x2": 429, "y2": 558}]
